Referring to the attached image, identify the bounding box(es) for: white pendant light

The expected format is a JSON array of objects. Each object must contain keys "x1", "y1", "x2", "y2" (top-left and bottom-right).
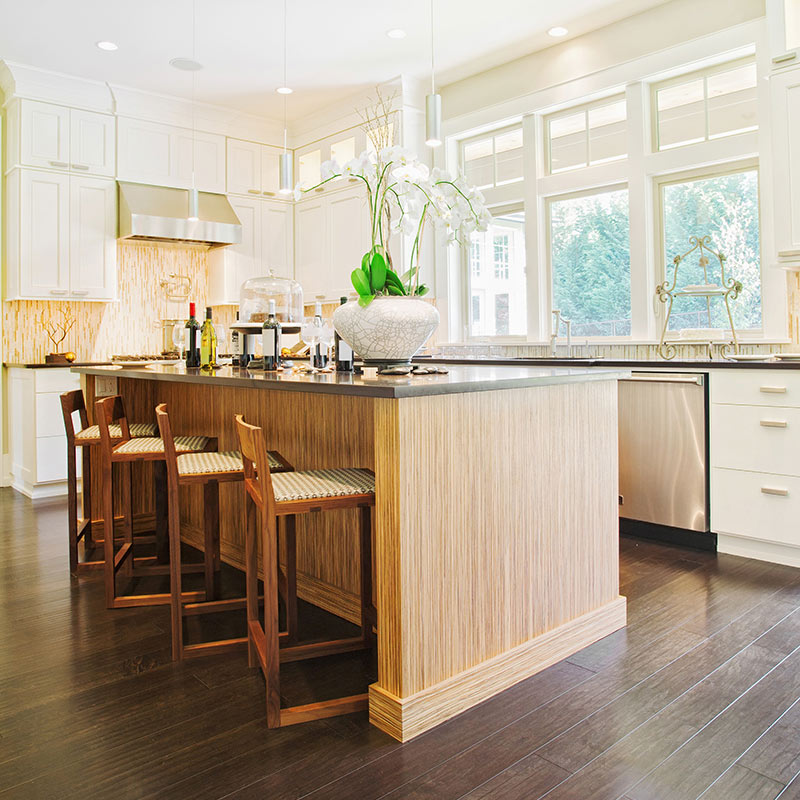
[
  {"x1": 278, "y1": 0, "x2": 294, "y2": 195},
  {"x1": 425, "y1": 0, "x2": 442, "y2": 148},
  {"x1": 187, "y1": 0, "x2": 200, "y2": 220}
]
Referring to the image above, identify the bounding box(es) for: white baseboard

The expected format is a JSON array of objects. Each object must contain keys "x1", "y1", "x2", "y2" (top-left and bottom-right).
[
  {"x1": 717, "y1": 534, "x2": 800, "y2": 568},
  {"x1": 10, "y1": 478, "x2": 69, "y2": 500}
]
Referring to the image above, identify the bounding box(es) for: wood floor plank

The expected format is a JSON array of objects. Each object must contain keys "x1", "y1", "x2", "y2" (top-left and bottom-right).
[
  {"x1": 696, "y1": 764, "x2": 784, "y2": 800},
  {"x1": 738, "y1": 699, "x2": 800, "y2": 785},
  {"x1": 459, "y1": 754, "x2": 570, "y2": 800}
]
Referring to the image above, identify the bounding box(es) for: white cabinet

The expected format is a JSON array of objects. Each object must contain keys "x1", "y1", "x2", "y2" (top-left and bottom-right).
[
  {"x1": 293, "y1": 185, "x2": 371, "y2": 301},
  {"x1": 7, "y1": 99, "x2": 115, "y2": 176},
  {"x1": 69, "y1": 109, "x2": 116, "y2": 176},
  {"x1": 5, "y1": 168, "x2": 116, "y2": 301},
  {"x1": 117, "y1": 117, "x2": 225, "y2": 192},
  {"x1": 9, "y1": 367, "x2": 82, "y2": 499},
  {"x1": 208, "y1": 197, "x2": 293, "y2": 305},
  {"x1": 226, "y1": 138, "x2": 283, "y2": 197},
  {"x1": 710, "y1": 369, "x2": 800, "y2": 566}
]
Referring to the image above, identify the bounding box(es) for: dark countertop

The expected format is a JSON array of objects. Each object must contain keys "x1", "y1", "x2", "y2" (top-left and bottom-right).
[
  {"x1": 416, "y1": 356, "x2": 800, "y2": 370},
  {"x1": 71, "y1": 363, "x2": 627, "y2": 399},
  {"x1": 5, "y1": 362, "x2": 113, "y2": 369}
]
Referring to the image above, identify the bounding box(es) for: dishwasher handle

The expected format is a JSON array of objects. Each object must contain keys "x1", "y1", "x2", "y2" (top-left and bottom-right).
[{"x1": 622, "y1": 374, "x2": 704, "y2": 386}]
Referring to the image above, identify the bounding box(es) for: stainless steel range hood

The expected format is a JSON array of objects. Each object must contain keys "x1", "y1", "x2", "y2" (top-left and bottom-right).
[{"x1": 117, "y1": 182, "x2": 242, "y2": 247}]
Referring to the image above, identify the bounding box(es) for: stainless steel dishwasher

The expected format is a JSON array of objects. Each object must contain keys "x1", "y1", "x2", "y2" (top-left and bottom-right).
[{"x1": 618, "y1": 372, "x2": 713, "y2": 550}]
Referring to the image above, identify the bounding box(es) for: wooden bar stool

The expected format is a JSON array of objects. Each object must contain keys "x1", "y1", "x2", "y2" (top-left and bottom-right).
[
  {"x1": 235, "y1": 414, "x2": 376, "y2": 729},
  {"x1": 155, "y1": 403, "x2": 293, "y2": 661},
  {"x1": 59, "y1": 389, "x2": 158, "y2": 575},
  {"x1": 95, "y1": 395, "x2": 214, "y2": 609}
]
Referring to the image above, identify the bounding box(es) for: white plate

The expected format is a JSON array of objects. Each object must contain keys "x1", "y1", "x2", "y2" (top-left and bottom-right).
[
  {"x1": 774, "y1": 353, "x2": 800, "y2": 361},
  {"x1": 146, "y1": 360, "x2": 180, "y2": 367},
  {"x1": 114, "y1": 361, "x2": 157, "y2": 369},
  {"x1": 725, "y1": 354, "x2": 776, "y2": 362}
]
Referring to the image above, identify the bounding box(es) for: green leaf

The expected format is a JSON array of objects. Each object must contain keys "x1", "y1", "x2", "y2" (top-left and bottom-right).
[
  {"x1": 361, "y1": 251, "x2": 371, "y2": 275},
  {"x1": 358, "y1": 293, "x2": 374, "y2": 308},
  {"x1": 384, "y1": 269, "x2": 407, "y2": 294},
  {"x1": 399, "y1": 266, "x2": 418, "y2": 283},
  {"x1": 370, "y1": 252, "x2": 387, "y2": 292},
  {"x1": 351, "y1": 269, "x2": 371, "y2": 297},
  {"x1": 386, "y1": 284, "x2": 405, "y2": 295},
  {"x1": 416, "y1": 284, "x2": 429, "y2": 296}
]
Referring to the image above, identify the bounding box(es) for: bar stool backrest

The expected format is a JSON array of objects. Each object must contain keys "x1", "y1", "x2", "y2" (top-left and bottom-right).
[
  {"x1": 95, "y1": 396, "x2": 131, "y2": 462},
  {"x1": 234, "y1": 414, "x2": 277, "y2": 518},
  {"x1": 60, "y1": 389, "x2": 89, "y2": 446},
  {"x1": 154, "y1": 404, "x2": 180, "y2": 490}
]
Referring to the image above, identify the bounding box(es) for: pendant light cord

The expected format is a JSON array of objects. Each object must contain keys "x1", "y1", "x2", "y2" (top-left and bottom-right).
[
  {"x1": 430, "y1": 0, "x2": 435, "y2": 94},
  {"x1": 282, "y1": 0, "x2": 288, "y2": 154},
  {"x1": 191, "y1": 0, "x2": 196, "y2": 189}
]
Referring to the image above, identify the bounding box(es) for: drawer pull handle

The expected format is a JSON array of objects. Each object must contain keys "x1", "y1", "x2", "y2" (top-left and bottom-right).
[
  {"x1": 49, "y1": 160, "x2": 69, "y2": 168},
  {"x1": 247, "y1": 189, "x2": 261, "y2": 194},
  {"x1": 71, "y1": 163, "x2": 90, "y2": 170},
  {"x1": 760, "y1": 420, "x2": 788, "y2": 428},
  {"x1": 71, "y1": 289, "x2": 90, "y2": 296},
  {"x1": 760, "y1": 386, "x2": 787, "y2": 394},
  {"x1": 761, "y1": 486, "x2": 789, "y2": 497},
  {"x1": 262, "y1": 191, "x2": 276, "y2": 196},
  {"x1": 49, "y1": 289, "x2": 68, "y2": 295}
]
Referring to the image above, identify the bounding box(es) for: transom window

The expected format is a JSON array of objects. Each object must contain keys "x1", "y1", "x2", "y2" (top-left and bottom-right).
[
  {"x1": 462, "y1": 126, "x2": 523, "y2": 191},
  {"x1": 546, "y1": 97, "x2": 627, "y2": 174},
  {"x1": 653, "y1": 59, "x2": 757, "y2": 151}
]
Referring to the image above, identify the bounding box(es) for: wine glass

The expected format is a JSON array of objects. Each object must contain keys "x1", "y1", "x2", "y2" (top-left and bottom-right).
[{"x1": 172, "y1": 323, "x2": 186, "y2": 358}]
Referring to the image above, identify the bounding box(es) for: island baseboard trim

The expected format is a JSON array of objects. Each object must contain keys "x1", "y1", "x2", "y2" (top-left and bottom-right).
[{"x1": 369, "y1": 595, "x2": 627, "y2": 742}]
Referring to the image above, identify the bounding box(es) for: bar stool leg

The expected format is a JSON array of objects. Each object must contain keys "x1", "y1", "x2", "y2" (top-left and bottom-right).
[
  {"x1": 169, "y1": 474, "x2": 184, "y2": 662},
  {"x1": 263, "y1": 513, "x2": 282, "y2": 729},
  {"x1": 102, "y1": 460, "x2": 116, "y2": 609},
  {"x1": 67, "y1": 443, "x2": 79, "y2": 575},
  {"x1": 82, "y1": 446, "x2": 95, "y2": 549},
  {"x1": 120, "y1": 462, "x2": 134, "y2": 580},
  {"x1": 360, "y1": 506, "x2": 374, "y2": 646},
  {"x1": 203, "y1": 481, "x2": 220, "y2": 601},
  {"x1": 244, "y1": 497, "x2": 259, "y2": 670},
  {"x1": 154, "y1": 462, "x2": 169, "y2": 564},
  {"x1": 284, "y1": 515, "x2": 298, "y2": 642}
]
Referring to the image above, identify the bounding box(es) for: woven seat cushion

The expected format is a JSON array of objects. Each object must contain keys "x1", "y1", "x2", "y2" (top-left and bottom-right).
[
  {"x1": 271, "y1": 468, "x2": 374, "y2": 502},
  {"x1": 114, "y1": 435, "x2": 209, "y2": 455},
  {"x1": 75, "y1": 422, "x2": 158, "y2": 442},
  {"x1": 177, "y1": 449, "x2": 287, "y2": 476}
]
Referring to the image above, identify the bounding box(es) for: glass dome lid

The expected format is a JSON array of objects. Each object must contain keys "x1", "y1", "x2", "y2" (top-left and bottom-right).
[{"x1": 239, "y1": 271, "x2": 304, "y2": 324}]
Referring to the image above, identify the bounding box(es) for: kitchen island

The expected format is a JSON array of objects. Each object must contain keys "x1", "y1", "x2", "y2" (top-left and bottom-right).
[{"x1": 73, "y1": 362, "x2": 627, "y2": 741}]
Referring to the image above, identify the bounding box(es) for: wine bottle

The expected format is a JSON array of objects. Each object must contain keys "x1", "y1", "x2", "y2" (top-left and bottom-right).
[
  {"x1": 334, "y1": 297, "x2": 354, "y2": 372},
  {"x1": 312, "y1": 301, "x2": 327, "y2": 369},
  {"x1": 184, "y1": 302, "x2": 200, "y2": 368},
  {"x1": 199, "y1": 307, "x2": 217, "y2": 370},
  {"x1": 262, "y1": 300, "x2": 282, "y2": 371},
  {"x1": 231, "y1": 312, "x2": 241, "y2": 367}
]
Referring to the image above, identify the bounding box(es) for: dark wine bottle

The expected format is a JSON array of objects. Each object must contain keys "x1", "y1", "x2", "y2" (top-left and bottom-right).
[
  {"x1": 184, "y1": 302, "x2": 200, "y2": 368},
  {"x1": 231, "y1": 312, "x2": 241, "y2": 367},
  {"x1": 334, "y1": 296, "x2": 354, "y2": 372},
  {"x1": 262, "y1": 300, "x2": 282, "y2": 371}
]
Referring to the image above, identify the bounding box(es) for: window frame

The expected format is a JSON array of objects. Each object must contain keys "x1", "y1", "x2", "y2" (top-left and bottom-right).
[
  {"x1": 460, "y1": 123, "x2": 524, "y2": 192},
  {"x1": 544, "y1": 94, "x2": 628, "y2": 176},
  {"x1": 653, "y1": 158, "x2": 763, "y2": 335},
  {"x1": 650, "y1": 55, "x2": 758, "y2": 153}
]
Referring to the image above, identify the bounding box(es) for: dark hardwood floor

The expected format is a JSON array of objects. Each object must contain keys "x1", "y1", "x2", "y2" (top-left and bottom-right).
[{"x1": 2, "y1": 487, "x2": 800, "y2": 799}]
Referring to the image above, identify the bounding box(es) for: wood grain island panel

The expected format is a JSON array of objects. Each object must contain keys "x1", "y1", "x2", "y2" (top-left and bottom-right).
[{"x1": 75, "y1": 363, "x2": 627, "y2": 740}]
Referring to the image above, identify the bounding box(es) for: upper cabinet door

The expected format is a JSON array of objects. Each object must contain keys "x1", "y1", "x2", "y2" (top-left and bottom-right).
[
  {"x1": 20, "y1": 100, "x2": 70, "y2": 170},
  {"x1": 261, "y1": 145, "x2": 282, "y2": 197},
  {"x1": 328, "y1": 187, "x2": 369, "y2": 299},
  {"x1": 294, "y1": 197, "x2": 328, "y2": 299},
  {"x1": 230, "y1": 196, "x2": 263, "y2": 292},
  {"x1": 227, "y1": 139, "x2": 262, "y2": 196},
  {"x1": 69, "y1": 176, "x2": 117, "y2": 300},
  {"x1": 173, "y1": 129, "x2": 226, "y2": 193},
  {"x1": 19, "y1": 170, "x2": 70, "y2": 298},
  {"x1": 117, "y1": 117, "x2": 172, "y2": 185},
  {"x1": 262, "y1": 200, "x2": 293, "y2": 275},
  {"x1": 70, "y1": 110, "x2": 115, "y2": 177}
]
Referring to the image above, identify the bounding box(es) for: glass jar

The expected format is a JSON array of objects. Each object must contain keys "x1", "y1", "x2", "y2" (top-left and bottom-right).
[{"x1": 239, "y1": 271, "x2": 304, "y2": 324}]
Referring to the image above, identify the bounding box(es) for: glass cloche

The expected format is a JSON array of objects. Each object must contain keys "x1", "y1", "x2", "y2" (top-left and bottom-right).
[{"x1": 239, "y1": 271, "x2": 303, "y2": 325}]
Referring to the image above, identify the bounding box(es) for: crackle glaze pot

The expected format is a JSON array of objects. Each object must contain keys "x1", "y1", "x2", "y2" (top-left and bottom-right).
[{"x1": 332, "y1": 296, "x2": 440, "y2": 366}]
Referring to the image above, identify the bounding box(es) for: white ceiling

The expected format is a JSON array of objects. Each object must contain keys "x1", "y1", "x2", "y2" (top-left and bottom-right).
[{"x1": 0, "y1": 0, "x2": 669, "y2": 122}]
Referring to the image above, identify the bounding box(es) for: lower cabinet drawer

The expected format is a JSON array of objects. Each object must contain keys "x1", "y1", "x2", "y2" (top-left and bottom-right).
[
  {"x1": 712, "y1": 370, "x2": 800, "y2": 408},
  {"x1": 711, "y1": 403, "x2": 800, "y2": 476},
  {"x1": 711, "y1": 467, "x2": 800, "y2": 546},
  {"x1": 36, "y1": 435, "x2": 68, "y2": 483}
]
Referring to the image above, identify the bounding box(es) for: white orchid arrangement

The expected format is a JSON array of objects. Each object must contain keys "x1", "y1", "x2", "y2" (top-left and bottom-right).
[{"x1": 295, "y1": 145, "x2": 491, "y2": 307}]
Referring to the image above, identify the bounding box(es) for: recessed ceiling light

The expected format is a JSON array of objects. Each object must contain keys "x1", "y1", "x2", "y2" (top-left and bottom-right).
[
  {"x1": 276, "y1": 86, "x2": 293, "y2": 94},
  {"x1": 387, "y1": 28, "x2": 407, "y2": 39},
  {"x1": 169, "y1": 57, "x2": 203, "y2": 71},
  {"x1": 96, "y1": 41, "x2": 118, "y2": 51},
  {"x1": 547, "y1": 26, "x2": 568, "y2": 37}
]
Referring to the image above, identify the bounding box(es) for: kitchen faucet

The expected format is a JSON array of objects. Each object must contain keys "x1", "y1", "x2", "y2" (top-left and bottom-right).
[{"x1": 551, "y1": 310, "x2": 572, "y2": 357}]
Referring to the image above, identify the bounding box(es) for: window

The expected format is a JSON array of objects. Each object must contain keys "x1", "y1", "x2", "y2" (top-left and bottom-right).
[
  {"x1": 549, "y1": 188, "x2": 631, "y2": 337},
  {"x1": 546, "y1": 98, "x2": 627, "y2": 174},
  {"x1": 660, "y1": 167, "x2": 761, "y2": 331},
  {"x1": 467, "y1": 210, "x2": 526, "y2": 337},
  {"x1": 654, "y1": 60, "x2": 757, "y2": 151},
  {"x1": 462, "y1": 126, "x2": 523, "y2": 190},
  {"x1": 470, "y1": 240, "x2": 481, "y2": 276},
  {"x1": 493, "y1": 234, "x2": 510, "y2": 279}
]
